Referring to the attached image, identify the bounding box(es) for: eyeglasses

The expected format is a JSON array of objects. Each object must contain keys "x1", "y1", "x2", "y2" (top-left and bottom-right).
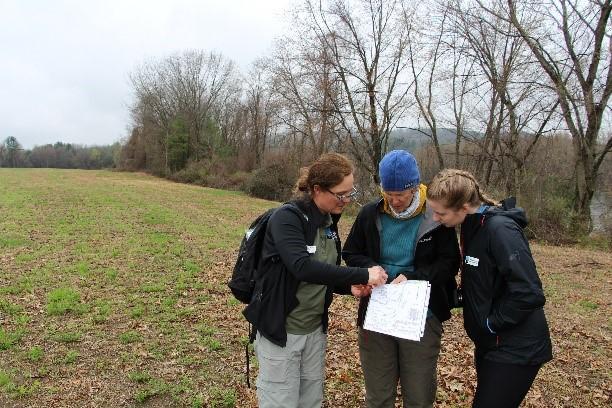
[{"x1": 327, "y1": 186, "x2": 358, "y2": 202}]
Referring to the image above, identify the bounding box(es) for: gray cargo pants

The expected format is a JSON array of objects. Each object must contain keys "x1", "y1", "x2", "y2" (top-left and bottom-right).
[{"x1": 254, "y1": 327, "x2": 327, "y2": 408}]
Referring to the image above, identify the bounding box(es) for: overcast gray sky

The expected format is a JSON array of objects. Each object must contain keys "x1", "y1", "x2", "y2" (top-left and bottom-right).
[{"x1": 0, "y1": 0, "x2": 291, "y2": 149}]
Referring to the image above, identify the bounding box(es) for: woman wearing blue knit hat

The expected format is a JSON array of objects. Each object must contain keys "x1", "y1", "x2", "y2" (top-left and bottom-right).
[{"x1": 343, "y1": 150, "x2": 460, "y2": 407}]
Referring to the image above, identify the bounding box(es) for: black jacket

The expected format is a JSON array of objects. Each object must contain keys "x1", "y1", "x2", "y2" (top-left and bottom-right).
[
  {"x1": 460, "y1": 199, "x2": 552, "y2": 365},
  {"x1": 342, "y1": 199, "x2": 460, "y2": 325},
  {"x1": 243, "y1": 199, "x2": 370, "y2": 347}
]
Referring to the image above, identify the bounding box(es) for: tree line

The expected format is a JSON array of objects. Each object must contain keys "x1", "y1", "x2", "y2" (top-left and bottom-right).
[
  {"x1": 2, "y1": 0, "x2": 609, "y2": 241},
  {"x1": 116, "y1": 0, "x2": 610, "y2": 239},
  {"x1": 0, "y1": 137, "x2": 119, "y2": 170}
]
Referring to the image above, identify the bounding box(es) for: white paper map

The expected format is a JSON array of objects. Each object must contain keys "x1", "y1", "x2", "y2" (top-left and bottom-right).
[{"x1": 363, "y1": 280, "x2": 431, "y2": 341}]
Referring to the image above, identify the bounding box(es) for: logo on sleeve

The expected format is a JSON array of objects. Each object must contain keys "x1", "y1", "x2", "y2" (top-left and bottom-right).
[{"x1": 465, "y1": 256, "x2": 479, "y2": 267}]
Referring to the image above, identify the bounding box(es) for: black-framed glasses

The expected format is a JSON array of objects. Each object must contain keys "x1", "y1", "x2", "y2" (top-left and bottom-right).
[{"x1": 327, "y1": 186, "x2": 358, "y2": 201}]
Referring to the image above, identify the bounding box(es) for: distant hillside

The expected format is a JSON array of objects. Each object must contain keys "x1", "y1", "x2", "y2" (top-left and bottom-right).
[{"x1": 387, "y1": 128, "x2": 481, "y2": 151}]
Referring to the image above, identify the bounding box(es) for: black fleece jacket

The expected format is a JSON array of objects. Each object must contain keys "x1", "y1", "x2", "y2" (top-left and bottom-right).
[
  {"x1": 243, "y1": 199, "x2": 370, "y2": 347},
  {"x1": 342, "y1": 199, "x2": 460, "y2": 325},
  {"x1": 460, "y1": 199, "x2": 552, "y2": 365}
]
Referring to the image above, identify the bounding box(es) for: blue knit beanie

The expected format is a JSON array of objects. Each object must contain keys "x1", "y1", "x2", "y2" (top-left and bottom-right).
[{"x1": 379, "y1": 150, "x2": 420, "y2": 191}]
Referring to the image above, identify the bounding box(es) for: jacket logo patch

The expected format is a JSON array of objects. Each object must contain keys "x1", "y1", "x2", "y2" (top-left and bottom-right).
[
  {"x1": 465, "y1": 256, "x2": 479, "y2": 267},
  {"x1": 306, "y1": 245, "x2": 316, "y2": 254},
  {"x1": 418, "y1": 236, "x2": 432, "y2": 243},
  {"x1": 325, "y1": 228, "x2": 338, "y2": 241}
]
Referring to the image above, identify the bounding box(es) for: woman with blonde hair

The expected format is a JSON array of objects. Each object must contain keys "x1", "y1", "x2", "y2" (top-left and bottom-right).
[
  {"x1": 426, "y1": 168, "x2": 552, "y2": 408},
  {"x1": 244, "y1": 152, "x2": 388, "y2": 408}
]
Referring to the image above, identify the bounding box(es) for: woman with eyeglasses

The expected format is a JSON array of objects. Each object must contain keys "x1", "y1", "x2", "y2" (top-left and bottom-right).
[
  {"x1": 244, "y1": 152, "x2": 388, "y2": 408},
  {"x1": 426, "y1": 169, "x2": 552, "y2": 408},
  {"x1": 342, "y1": 150, "x2": 460, "y2": 408}
]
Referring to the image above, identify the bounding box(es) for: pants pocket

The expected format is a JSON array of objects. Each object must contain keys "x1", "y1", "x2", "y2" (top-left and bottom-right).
[
  {"x1": 300, "y1": 330, "x2": 326, "y2": 380},
  {"x1": 255, "y1": 333, "x2": 295, "y2": 390},
  {"x1": 258, "y1": 355, "x2": 290, "y2": 384}
]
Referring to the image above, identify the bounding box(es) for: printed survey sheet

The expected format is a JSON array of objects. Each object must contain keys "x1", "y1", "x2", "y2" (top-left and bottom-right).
[{"x1": 363, "y1": 280, "x2": 431, "y2": 341}]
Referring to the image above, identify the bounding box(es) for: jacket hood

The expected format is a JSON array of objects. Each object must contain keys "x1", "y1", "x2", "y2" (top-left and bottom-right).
[
  {"x1": 483, "y1": 197, "x2": 528, "y2": 228},
  {"x1": 462, "y1": 197, "x2": 527, "y2": 238},
  {"x1": 483, "y1": 206, "x2": 528, "y2": 228}
]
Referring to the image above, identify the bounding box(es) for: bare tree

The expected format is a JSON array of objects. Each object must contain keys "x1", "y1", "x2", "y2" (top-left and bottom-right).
[
  {"x1": 268, "y1": 33, "x2": 345, "y2": 162},
  {"x1": 244, "y1": 59, "x2": 278, "y2": 167},
  {"x1": 446, "y1": 1, "x2": 561, "y2": 197},
  {"x1": 216, "y1": 89, "x2": 247, "y2": 157},
  {"x1": 406, "y1": 4, "x2": 451, "y2": 169},
  {"x1": 481, "y1": 0, "x2": 612, "y2": 224},
  {"x1": 299, "y1": 0, "x2": 414, "y2": 183},
  {"x1": 449, "y1": 39, "x2": 477, "y2": 168},
  {"x1": 127, "y1": 50, "x2": 241, "y2": 173},
  {"x1": 162, "y1": 51, "x2": 240, "y2": 159}
]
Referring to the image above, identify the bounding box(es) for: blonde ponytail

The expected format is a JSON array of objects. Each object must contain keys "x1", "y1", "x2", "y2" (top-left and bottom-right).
[{"x1": 427, "y1": 169, "x2": 497, "y2": 210}]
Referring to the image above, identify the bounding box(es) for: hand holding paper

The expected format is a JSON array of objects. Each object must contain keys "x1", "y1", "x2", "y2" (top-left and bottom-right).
[
  {"x1": 367, "y1": 265, "x2": 387, "y2": 287},
  {"x1": 351, "y1": 284, "x2": 372, "y2": 297}
]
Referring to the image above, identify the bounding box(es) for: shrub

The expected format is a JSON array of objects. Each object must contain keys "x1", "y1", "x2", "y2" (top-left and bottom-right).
[
  {"x1": 204, "y1": 171, "x2": 249, "y2": 190},
  {"x1": 169, "y1": 157, "x2": 250, "y2": 191},
  {"x1": 169, "y1": 161, "x2": 208, "y2": 185},
  {"x1": 244, "y1": 163, "x2": 295, "y2": 201},
  {"x1": 519, "y1": 174, "x2": 580, "y2": 244}
]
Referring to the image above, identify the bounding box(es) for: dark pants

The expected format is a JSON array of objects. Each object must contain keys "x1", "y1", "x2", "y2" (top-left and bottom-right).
[
  {"x1": 359, "y1": 316, "x2": 442, "y2": 408},
  {"x1": 473, "y1": 354, "x2": 541, "y2": 408}
]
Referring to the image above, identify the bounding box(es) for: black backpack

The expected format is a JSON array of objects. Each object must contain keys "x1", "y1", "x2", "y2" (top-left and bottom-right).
[
  {"x1": 229, "y1": 203, "x2": 307, "y2": 305},
  {"x1": 228, "y1": 207, "x2": 277, "y2": 304},
  {"x1": 228, "y1": 203, "x2": 304, "y2": 388}
]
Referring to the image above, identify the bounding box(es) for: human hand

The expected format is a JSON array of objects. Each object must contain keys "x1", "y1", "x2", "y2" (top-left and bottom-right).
[
  {"x1": 391, "y1": 274, "x2": 407, "y2": 284},
  {"x1": 367, "y1": 265, "x2": 387, "y2": 287},
  {"x1": 351, "y1": 284, "x2": 372, "y2": 297}
]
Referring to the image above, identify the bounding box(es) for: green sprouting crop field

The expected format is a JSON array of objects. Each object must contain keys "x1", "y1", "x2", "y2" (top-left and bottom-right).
[{"x1": 0, "y1": 169, "x2": 610, "y2": 407}]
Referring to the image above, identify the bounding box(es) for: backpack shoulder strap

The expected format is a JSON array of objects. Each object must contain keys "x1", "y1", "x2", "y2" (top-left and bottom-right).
[{"x1": 280, "y1": 201, "x2": 308, "y2": 222}]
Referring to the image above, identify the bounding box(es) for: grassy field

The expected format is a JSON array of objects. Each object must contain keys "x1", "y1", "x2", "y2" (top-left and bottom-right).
[{"x1": 0, "y1": 168, "x2": 610, "y2": 407}]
